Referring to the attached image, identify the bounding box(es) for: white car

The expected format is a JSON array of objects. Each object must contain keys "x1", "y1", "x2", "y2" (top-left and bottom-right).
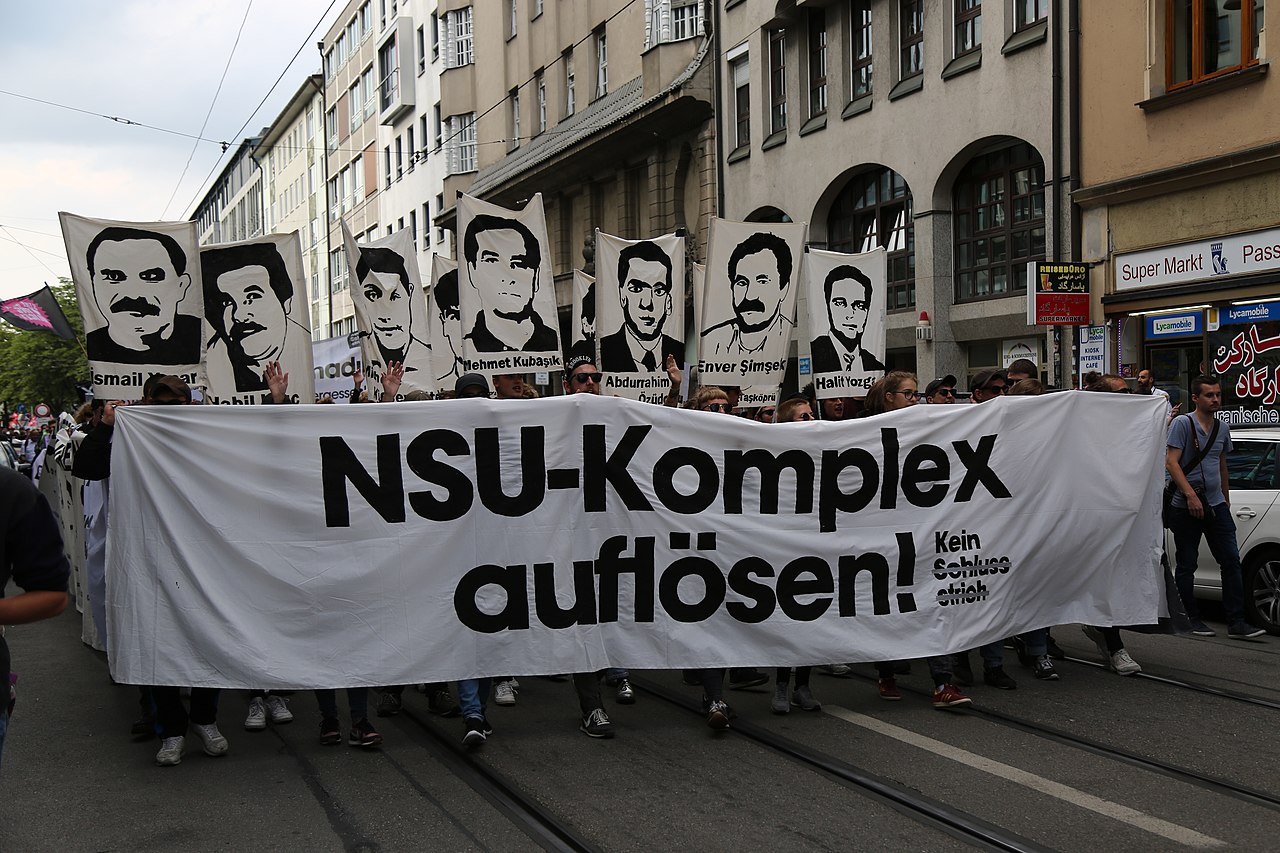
[{"x1": 1166, "y1": 427, "x2": 1280, "y2": 634}]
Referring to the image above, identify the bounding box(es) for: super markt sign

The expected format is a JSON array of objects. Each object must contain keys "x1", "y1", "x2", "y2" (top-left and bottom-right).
[{"x1": 1116, "y1": 226, "x2": 1280, "y2": 291}]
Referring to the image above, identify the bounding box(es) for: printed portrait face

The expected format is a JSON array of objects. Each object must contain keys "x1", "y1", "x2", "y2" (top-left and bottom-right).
[
  {"x1": 471, "y1": 228, "x2": 538, "y2": 319},
  {"x1": 731, "y1": 248, "x2": 785, "y2": 333},
  {"x1": 826, "y1": 274, "x2": 871, "y2": 349},
  {"x1": 211, "y1": 265, "x2": 289, "y2": 362},
  {"x1": 362, "y1": 269, "x2": 412, "y2": 353},
  {"x1": 581, "y1": 282, "x2": 596, "y2": 338},
  {"x1": 620, "y1": 257, "x2": 671, "y2": 342},
  {"x1": 89, "y1": 236, "x2": 191, "y2": 352}
]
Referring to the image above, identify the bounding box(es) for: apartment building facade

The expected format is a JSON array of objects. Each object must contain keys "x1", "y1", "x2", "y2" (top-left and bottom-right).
[
  {"x1": 1076, "y1": 1, "x2": 1276, "y2": 418},
  {"x1": 434, "y1": 0, "x2": 717, "y2": 339},
  {"x1": 718, "y1": 0, "x2": 1070, "y2": 387},
  {"x1": 192, "y1": 135, "x2": 265, "y2": 247}
]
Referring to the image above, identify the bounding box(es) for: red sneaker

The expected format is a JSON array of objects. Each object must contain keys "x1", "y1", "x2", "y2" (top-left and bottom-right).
[
  {"x1": 932, "y1": 683, "x2": 972, "y2": 709},
  {"x1": 877, "y1": 677, "x2": 902, "y2": 701}
]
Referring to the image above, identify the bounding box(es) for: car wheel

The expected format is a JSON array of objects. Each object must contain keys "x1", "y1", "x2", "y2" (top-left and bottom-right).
[{"x1": 1244, "y1": 551, "x2": 1280, "y2": 635}]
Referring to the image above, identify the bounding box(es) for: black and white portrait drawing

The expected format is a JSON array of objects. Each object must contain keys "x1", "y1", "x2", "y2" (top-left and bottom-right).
[
  {"x1": 596, "y1": 232, "x2": 685, "y2": 377},
  {"x1": 200, "y1": 233, "x2": 314, "y2": 402},
  {"x1": 804, "y1": 247, "x2": 887, "y2": 396},
  {"x1": 429, "y1": 255, "x2": 463, "y2": 387},
  {"x1": 568, "y1": 269, "x2": 596, "y2": 364}
]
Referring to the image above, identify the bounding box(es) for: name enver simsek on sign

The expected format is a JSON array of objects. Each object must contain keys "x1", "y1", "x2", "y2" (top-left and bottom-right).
[{"x1": 319, "y1": 424, "x2": 1012, "y2": 631}]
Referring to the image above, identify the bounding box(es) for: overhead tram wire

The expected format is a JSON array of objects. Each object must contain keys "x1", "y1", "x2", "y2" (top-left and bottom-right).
[
  {"x1": 0, "y1": 89, "x2": 227, "y2": 147},
  {"x1": 0, "y1": 225, "x2": 65, "y2": 280},
  {"x1": 159, "y1": 0, "x2": 256, "y2": 221}
]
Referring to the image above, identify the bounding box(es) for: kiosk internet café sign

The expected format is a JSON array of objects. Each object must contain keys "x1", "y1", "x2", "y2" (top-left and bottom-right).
[{"x1": 1116, "y1": 226, "x2": 1280, "y2": 291}]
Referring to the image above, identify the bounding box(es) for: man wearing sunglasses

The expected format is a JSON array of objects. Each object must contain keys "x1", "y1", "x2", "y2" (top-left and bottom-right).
[
  {"x1": 924, "y1": 374, "x2": 958, "y2": 405},
  {"x1": 969, "y1": 369, "x2": 1008, "y2": 403}
]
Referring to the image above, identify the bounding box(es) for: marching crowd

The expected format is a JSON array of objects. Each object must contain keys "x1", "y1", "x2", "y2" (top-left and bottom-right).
[{"x1": 0, "y1": 355, "x2": 1264, "y2": 768}]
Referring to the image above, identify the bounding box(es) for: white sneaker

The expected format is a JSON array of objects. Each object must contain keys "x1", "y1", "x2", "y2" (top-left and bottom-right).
[
  {"x1": 493, "y1": 680, "x2": 517, "y2": 706},
  {"x1": 244, "y1": 697, "x2": 267, "y2": 730},
  {"x1": 265, "y1": 695, "x2": 294, "y2": 724},
  {"x1": 191, "y1": 722, "x2": 229, "y2": 756},
  {"x1": 1110, "y1": 649, "x2": 1142, "y2": 675},
  {"x1": 155, "y1": 736, "x2": 184, "y2": 766}
]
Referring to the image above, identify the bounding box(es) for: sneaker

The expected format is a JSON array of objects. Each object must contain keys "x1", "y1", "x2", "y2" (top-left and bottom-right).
[
  {"x1": 615, "y1": 678, "x2": 636, "y2": 705},
  {"x1": 191, "y1": 722, "x2": 229, "y2": 756},
  {"x1": 1110, "y1": 649, "x2": 1142, "y2": 675},
  {"x1": 1189, "y1": 620, "x2": 1216, "y2": 637},
  {"x1": 983, "y1": 667, "x2": 1017, "y2": 690},
  {"x1": 791, "y1": 685, "x2": 821, "y2": 711},
  {"x1": 1082, "y1": 625, "x2": 1110, "y2": 660},
  {"x1": 1228, "y1": 622, "x2": 1266, "y2": 639},
  {"x1": 319, "y1": 716, "x2": 342, "y2": 745},
  {"x1": 1045, "y1": 633, "x2": 1066, "y2": 660},
  {"x1": 728, "y1": 668, "x2": 770, "y2": 690},
  {"x1": 877, "y1": 677, "x2": 902, "y2": 700},
  {"x1": 155, "y1": 735, "x2": 184, "y2": 766},
  {"x1": 707, "y1": 699, "x2": 731, "y2": 730},
  {"x1": 349, "y1": 718, "x2": 383, "y2": 748},
  {"x1": 428, "y1": 687, "x2": 461, "y2": 717},
  {"x1": 244, "y1": 697, "x2": 267, "y2": 731},
  {"x1": 821, "y1": 663, "x2": 852, "y2": 678},
  {"x1": 580, "y1": 707, "x2": 616, "y2": 738},
  {"x1": 1032, "y1": 655, "x2": 1060, "y2": 681},
  {"x1": 932, "y1": 683, "x2": 972, "y2": 709},
  {"x1": 952, "y1": 653, "x2": 974, "y2": 686},
  {"x1": 265, "y1": 694, "x2": 293, "y2": 724},
  {"x1": 462, "y1": 716, "x2": 487, "y2": 748},
  {"x1": 376, "y1": 690, "x2": 402, "y2": 717},
  {"x1": 771, "y1": 682, "x2": 790, "y2": 714},
  {"x1": 493, "y1": 680, "x2": 518, "y2": 706}
]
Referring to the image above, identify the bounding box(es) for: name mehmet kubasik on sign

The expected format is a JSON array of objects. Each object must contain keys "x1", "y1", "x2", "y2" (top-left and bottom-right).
[{"x1": 1116, "y1": 226, "x2": 1280, "y2": 291}]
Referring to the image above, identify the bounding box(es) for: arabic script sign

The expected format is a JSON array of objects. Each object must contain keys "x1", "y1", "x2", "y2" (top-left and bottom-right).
[{"x1": 1209, "y1": 302, "x2": 1280, "y2": 427}]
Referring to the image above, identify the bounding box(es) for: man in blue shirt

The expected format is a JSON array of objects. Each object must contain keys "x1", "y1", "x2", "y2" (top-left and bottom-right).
[{"x1": 1166, "y1": 375, "x2": 1265, "y2": 639}]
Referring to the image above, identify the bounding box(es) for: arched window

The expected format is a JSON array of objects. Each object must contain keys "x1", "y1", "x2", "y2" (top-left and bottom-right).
[
  {"x1": 827, "y1": 168, "x2": 915, "y2": 310},
  {"x1": 953, "y1": 141, "x2": 1045, "y2": 301}
]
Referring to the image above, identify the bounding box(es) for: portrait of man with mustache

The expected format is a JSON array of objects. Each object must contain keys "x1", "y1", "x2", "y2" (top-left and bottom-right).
[
  {"x1": 201, "y1": 241, "x2": 311, "y2": 392},
  {"x1": 700, "y1": 231, "x2": 795, "y2": 359},
  {"x1": 84, "y1": 226, "x2": 202, "y2": 364}
]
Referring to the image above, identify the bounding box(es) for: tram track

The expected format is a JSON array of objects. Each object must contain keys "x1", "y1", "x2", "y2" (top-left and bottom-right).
[
  {"x1": 631, "y1": 675, "x2": 1051, "y2": 853},
  {"x1": 1058, "y1": 653, "x2": 1280, "y2": 712}
]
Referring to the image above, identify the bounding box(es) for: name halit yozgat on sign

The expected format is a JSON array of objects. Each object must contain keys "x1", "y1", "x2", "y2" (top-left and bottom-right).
[{"x1": 104, "y1": 393, "x2": 1168, "y2": 689}]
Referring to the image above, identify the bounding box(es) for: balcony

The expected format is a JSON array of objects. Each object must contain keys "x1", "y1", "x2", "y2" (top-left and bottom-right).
[{"x1": 378, "y1": 18, "x2": 415, "y2": 125}]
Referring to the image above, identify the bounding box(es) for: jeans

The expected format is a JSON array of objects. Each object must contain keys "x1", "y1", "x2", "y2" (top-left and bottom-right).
[
  {"x1": 1172, "y1": 503, "x2": 1246, "y2": 624},
  {"x1": 1020, "y1": 628, "x2": 1049, "y2": 657},
  {"x1": 154, "y1": 687, "x2": 220, "y2": 738},
  {"x1": 314, "y1": 688, "x2": 369, "y2": 721},
  {"x1": 878, "y1": 657, "x2": 955, "y2": 686},
  {"x1": 457, "y1": 678, "x2": 491, "y2": 719}
]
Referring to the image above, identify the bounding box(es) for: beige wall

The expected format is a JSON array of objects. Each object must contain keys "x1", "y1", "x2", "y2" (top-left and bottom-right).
[{"x1": 1080, "y1": 2, "x2": 1277, "y2": 187}]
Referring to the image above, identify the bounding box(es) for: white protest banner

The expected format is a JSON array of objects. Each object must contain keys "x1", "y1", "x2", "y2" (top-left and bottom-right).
[
  {"x1": 567, "y1": 270, "x2": 596, "y2": 365},
  {"x1": 106, "y1": 393, "x2": 1166, "y2": 689},
  {"x1": 457, "y1": 193, "x2": 562, "y2": 378},
  {"x1": 59, "y1": 212, "x2": 206, "y2": 399},
  {"x1": 342, "y1": 223, "x2": 433, "y2": 400},
  {"x1": 312, "y1": 334, "x2": 363, "y2": 403},
  {"x1": 698, "y1": 218, "x2": 807, "y2": 406},
  {"x1": 595, "y1": 231, "x2": 686, "y2": 402},
  {"x1": 428, "y1": 255, "x2": 463, "y2": 389},
  {"x1": 199, "y1": 232, "x2": 315, "y2": 405},
  {"x1": 805, "y1": 247, "x2": 887, "y2": 399}
]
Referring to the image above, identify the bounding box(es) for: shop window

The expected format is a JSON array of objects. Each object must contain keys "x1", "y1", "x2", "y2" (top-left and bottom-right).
[
  {"x1": 953, "y1": 142, "x2": 1045, "y2": 302},
  {"x1": 827, "y1": 167, "x2": 915, "y2": 310},
  {"x1": 1167, "y1": 0, "x2": 1263, "y2": 89}
]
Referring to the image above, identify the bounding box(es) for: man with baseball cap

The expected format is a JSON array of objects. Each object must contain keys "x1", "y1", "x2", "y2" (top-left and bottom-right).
[
  {"x1": 924, "y1": 375, "x2": 958, "y2": 404},
  {"x1": 454, "y1": 373, "x2": 491, "y2": 398},
  {"x1": 969, "y1": 369, "x2": 1008, "y2": 403}
]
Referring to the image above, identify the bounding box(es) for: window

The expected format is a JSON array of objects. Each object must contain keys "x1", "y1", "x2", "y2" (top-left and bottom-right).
[
  {"x1": 436, "y1": 193, "x2": 446, "y2": 241},
  {"x1": 394, "y1": 136, "x2": 403, "y2": 180},
  {"x1": 536, "y1": 71, "x2": 547, "y2": 134},
  {"x1": 324, "y1": 48, "x2": 335, "y2": 81},
  {"x1": 955, "y1": 0, "x2": 980, "y2": 56},
  {"x1": 768, "y1": 29, "x2": 787, "y2": 134},
  {"x1": 1168, "y1": 0, "x2": 1263, "y2": 89},
  {"x1": 420, "y1": 115, "x2": 430, "y2": 159},
  {"x1": 953, "y1": 142, "x2": 1046, "y2": 301},
  {"x1": 431, "y1": 12, "x2": 440, "y2": 60},
  {"x1": 434, "y1": 103, "x2": 443, "y2": 151},
  {"x1": 359, "y1": 2, "x2": 372, "y2": 39},
  {"x1": 330, "y1": 248, "x2": 346, "y2": 294},
  {"x1": 565, "y1": 50, "x2": 576, "y2": 115},
  {"x1": 509, "y1": 0, "x2": 518, "y2": 38},
  {"x1": 828, "y1": 168, "x2": 916, "y2": 309},
  {"x1": 850, "y1": 0, "x2": 873, "y2": 99},
  {"x1": 900, "y1": 0, "x2": 924, "y2": 77},
  {"x1": 417, "y1": 25, "x2": 426, "y2": 73},
  {"x1": 384, "y1": 145, "x2": 392, "y2": 187},
  {"x1": 325, "y1": 108, "x2": 337, "y2": 151},
  {"x1": 730, "y1": 54, "x2": 750, "y2": 149},
  {"x1": 349, "y1": 82, "x2": 361, "y2": 133},
  {"x1": 533, "y1": 0, "x2": 544, "y2": 18},
  {"x1": 595, "y1": 30, "x2": 608, "y2": 98},
  {"x1": 808, "y1": 10, "x2": 827, "y2": 117},
  {"x1": 410, "y1": 209, "x2": 417, "y2": 249},
  {"x1": 444, "y1": 7, "x2": 473, "y2": 68},
  {"x1": 510, "y1": 89, "x2": 521, "y2": 149},
  {"x1": 306, "y1": 104, "x2": 316, "y2": 139},
  {"x1": 379, "y1": 39, "x2": 399, "y2": 112},
  {"x1": 672, "y1": 1, "x2": 702, "y2": 40},
  {"x1": 353, "y1": 154, "x2": 364, "y2": 199},
  {"x1": 1015, "y1": 0, "x2": 1049, "y2": 30},
  {"x1": 362, "y1": 67, "x2": 376, "y2": 120},
  {"x1": 447, "y1": 113, "x2": 477, "y2": 173},
  {"x1": 406, "y1": 126, "x2": 415, "y2": 170},
  {"x1": 423, "y1": 202, "x2": 432, "y2": 247}
]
